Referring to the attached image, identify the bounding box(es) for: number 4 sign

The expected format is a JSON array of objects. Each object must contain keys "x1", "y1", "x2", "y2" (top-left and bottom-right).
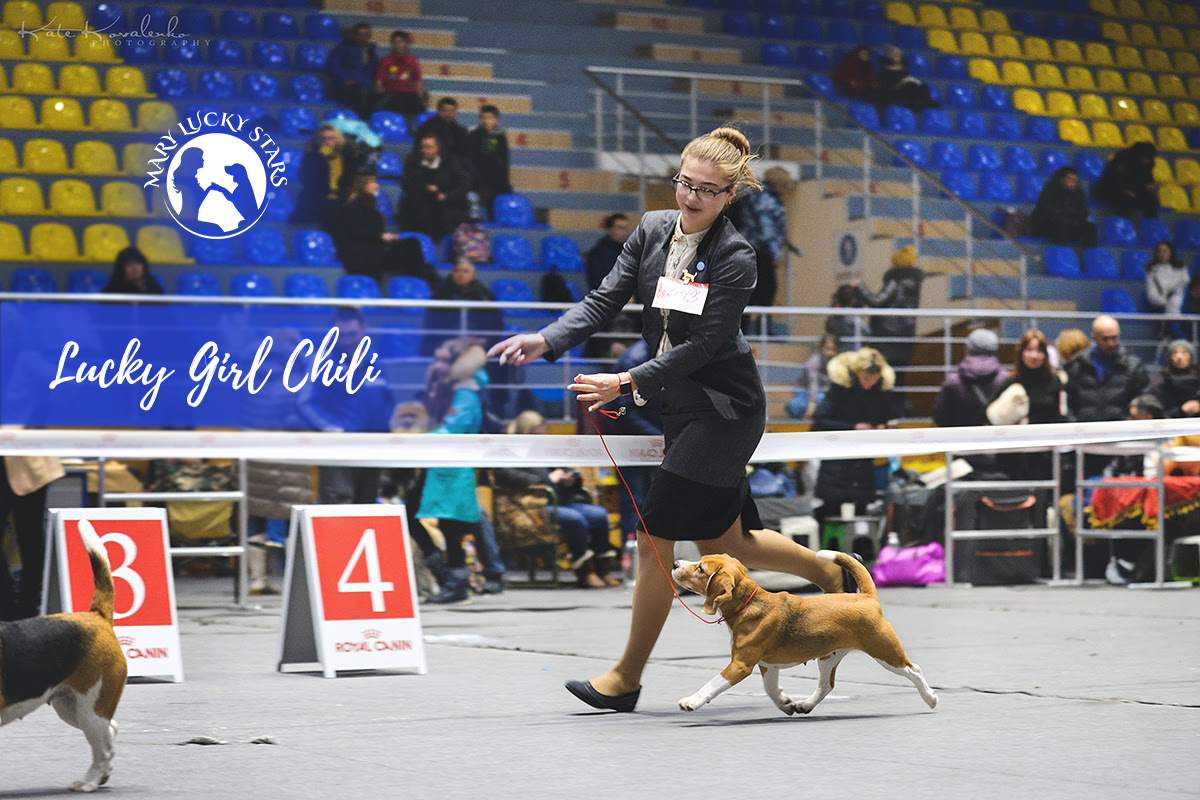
[
  {"x1": 278, "y1": 505, "x2": 426, "y2": 678},
  {"x1": 43, "y1": 508, "x2": 184, "y2": 682}
]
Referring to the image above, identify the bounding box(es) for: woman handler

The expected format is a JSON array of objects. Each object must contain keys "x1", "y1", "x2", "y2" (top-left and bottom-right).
[{"x1": 487, "y1": 128, "x2": 852, "y2": 712}]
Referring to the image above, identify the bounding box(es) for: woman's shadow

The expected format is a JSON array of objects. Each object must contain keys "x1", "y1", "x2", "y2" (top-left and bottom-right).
[{"x1": 173, "y1": 147, "x2": 260, "y2": 236}]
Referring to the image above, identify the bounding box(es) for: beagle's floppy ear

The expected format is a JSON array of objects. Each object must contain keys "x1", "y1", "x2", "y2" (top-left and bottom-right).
[{"x1": 703, "y1": 567, "x2": 735, "y2": 615}]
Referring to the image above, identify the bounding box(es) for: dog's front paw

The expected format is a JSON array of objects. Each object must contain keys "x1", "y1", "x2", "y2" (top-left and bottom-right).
[
  {"x1": 791, "y1": 701, "x2": 813, "y2": 715},
  {"x1": 70, "y1": 780, "x2": 98, "y2": 793},
  {"x1": 678, "y1": 694, "x2": 704, "y2": 712}
]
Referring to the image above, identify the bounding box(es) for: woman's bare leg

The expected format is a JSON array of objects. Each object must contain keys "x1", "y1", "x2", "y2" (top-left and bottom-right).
[
  {"x1": 588, "y1": 532, "x2": 676, "y2": 696},
  {"x1": 697, "y1": 516, "x2": 844, "y2": 593}
]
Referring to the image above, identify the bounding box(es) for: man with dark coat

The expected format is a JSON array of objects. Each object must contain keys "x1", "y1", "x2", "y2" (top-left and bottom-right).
[
  {"x1": 399, "y1": 133, "x2": 469, "y2": 239},
  {"x1": 324, "y1": 22, "x2": 378, "y2": 119},
  {"x1": 415, "y1": 97, "x2": 470, "y2": 160},
  {"x1": 585, "y1": 213, "x2": 630, "y2": 290},
  {"x1": 854, "y1": 245, "x2": 923, "y2": 378},
  {"x1": 1065, "y1": 315, "x2": 1149, "y2": 422},
  {"x1": 932, "y1": 328, "x2": 1010, "y2": 427},
  {"x1": 1032, "y1": 166, "x2": 1096, "y2": 247},
  {"x1": 1096, "y1": 141, "x2": 1160, "y2": 219}
]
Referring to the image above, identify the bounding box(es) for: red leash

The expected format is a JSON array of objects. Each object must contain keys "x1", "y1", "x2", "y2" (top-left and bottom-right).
[{"x1": 586, "y1": 404, "x2": 756, "y2": 625}]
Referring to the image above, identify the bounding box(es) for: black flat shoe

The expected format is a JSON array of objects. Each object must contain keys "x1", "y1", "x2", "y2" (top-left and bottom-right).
[
  {"x1": 842, "y1": 553, "x2": 866, "y2": 594},
  {"x1": 564, "y1": 680, "x2": 640, "y2": 712}
]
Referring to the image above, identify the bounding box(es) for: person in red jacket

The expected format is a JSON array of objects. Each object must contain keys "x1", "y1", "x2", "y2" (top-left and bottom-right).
[{"x1": 375, "y1": 30, "x2": 425, "y2": 127}]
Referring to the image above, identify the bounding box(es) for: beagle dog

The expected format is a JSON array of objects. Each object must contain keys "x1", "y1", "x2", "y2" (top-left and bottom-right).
[
  {"x1": 671, "y1": 551, "x2": 938, "y2": 715},
  {"x1": 1, "y1": 519, "x2": 127, "y2": 792}
]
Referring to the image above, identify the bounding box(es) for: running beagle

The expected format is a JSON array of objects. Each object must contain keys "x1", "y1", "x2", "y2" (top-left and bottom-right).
[
  {"x1": 671, "y1": 551, "x2": 938, "y2": 715},
  {"x1": 0, "y1": 519, "x2": 127, "y2": 792}
]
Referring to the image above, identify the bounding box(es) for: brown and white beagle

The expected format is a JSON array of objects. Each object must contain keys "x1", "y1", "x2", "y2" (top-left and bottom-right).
[
  {"x1": 671, "y1": 551, "x2": 938, "y2": 715},
  {"x1": 1, "y1": 519, "x2": 127, "y2": 792}
]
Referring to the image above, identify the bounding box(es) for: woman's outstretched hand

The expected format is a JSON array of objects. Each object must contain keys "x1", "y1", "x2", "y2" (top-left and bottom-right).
[
  {"x1": 487, "y1": 333, "x2": 550, "y2": 365},
  {"x1": 570, "y1": 373, "x2": 621, "y2": 412}
]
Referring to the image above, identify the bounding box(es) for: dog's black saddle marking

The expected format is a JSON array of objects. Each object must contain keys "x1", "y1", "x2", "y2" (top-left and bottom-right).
[{"x1": 0, "y1": 618, "x2": 89, "y2": 704}]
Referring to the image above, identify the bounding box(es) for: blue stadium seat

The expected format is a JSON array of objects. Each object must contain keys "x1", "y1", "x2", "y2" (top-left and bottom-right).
[
  {"x1": 238, "y1": 104, "x2": 273, "y2": 128},
  {"x1": 540, "y1": 236, "x2": 583, "y2": 271},
  {"x1": 893, "y1": 26, "x2": 924, "y2": 50},
  {"x1": 857, "y1": 0, "x2": 883, "y2": 18},
  {"x1": 376, "y1": 190, "x2": 396, "y2": 224},
  {"x1": 1009, "y1": 11, "x2": 1037, "y2": 32},
  {"x1": 1076, "y1": 152, "x2": 1106, "y2": 184},
  {"x1": 940, "y1": 170, "x2": 978, "y2": 200},
  {"x1": 209, "y1": 39, "x2": 246, "y2": 67},
  {"x1": 493, "y1": 194, "x2": 536, "y2": 228},
  {"x1": 278, "y1": 149, "x2": 304, "y2": 177},
  {"x1": 1042, "y1": 14, "x2": 1067, "y2": 38},
  {"x1": 398, "y1": 232, "x2": 438, "y2": 265},
  {"x1": 944, "y1": 85, "x2": 975, "y2": 109},
  {"x1": 1102, "y1": 217, "x2": 1138, "y2": 246},
  {"x1": 198, "y1": 70, "x2": 237, "y2": 100},
  {"x1": 827, "y1": 20, "x2": 857, "y2": 43},
  {"x1": 492, "y1": 235, "x2": 536, "y2": 269},
  {"x1": 1176, "y1": 220, "x2": 1200, "y2": 249},
  {"x1": 490, "y1": 279, "x2": 539, "y2": 316},
  {"x1": 262, "y1": 185, "x2": 295, "y2": 222},
  {"x1": 1083, "y1": 248, "x2": 1120, "y2": 280},
  {"x1": 722, "y1": 12, "x2": 754, "y2": 36},
  {"x1": 294, "y1": 230, "x2": 341, "y2": 267},
  {"x1": 760, "y1": 14, "x2": 788, "y2": 38},
  {"x1": 805, "y1": 73, "x2": 835, "y2": 97},
  {"x1": 958, "y1": 111, "x2": 988, "y2": 137},
  {"x1": 1004, "y1": 146, "x2": 1037, "y2": 174},
  {"x1": 1025, "y1": 117, "x2": 1057, "y2": 144},
  {"x1": 1101, "y1": 289, "x2": 1138, "y2": 314},
  {"x1": 1120, "y1": 250, "x2": 1147, "y2": 281},
  {"x1": 388, "y1": 276, "x2": 433, "y2": 300},
  {"x1": 847, "y1": 101, "x2": 880, "y2": 130},
  {"x1": 262, "y1": 12, "x2": 299, "y2": 38},
  {"x1": 1039, "y1": 149, "x2": 1069, "y2": 174},
  {"x1": 1016, "y1": 173, "x2": 1042, "y2": 203},
  {"x1": 165, "y1": 40, "x2": 203, "y2": 65},
  {"x1": 861, "y1": 22, "x2": 888, "y2": 46},
  {"x1": 293, "y1": 43, "x2": 328, "y2": 71},
  {"x1": 980, "y1": 86, "x2": 1010, "y2": 112},
  {"x1": 337, "y1": 275, "x2": 381, "y2": 299},
  {"x1": 937, "y1": 56, "x2": 967, "y2": 80},
  {"x1": 253, "y1": 41, "x2": 289, "y2": 69},
  {"x1": 892, "y1": 139, "x2": 928, "y2": 168},
  {"x1": 11, "y1": 268, "x2": 56, "y2": 293},
  {"x1": 286, "y1": 74, "x2": 324, "y2": 103},
  {"x1": 123, "y1": 40, "x2": 159, "y2": 64},
  {"x1": 968, "y1": 144, "x2": 1002, "y2": 172},
  {"x1": 991, "y1": 113, "x2": 1023, "y2": 140},
  {"x1": 797, "y1": 46, "x2": 830, "y2": 70},
  {"x1": 376, "y1": 150, "x2": 403, "y2": 178},
  {"x1": 278, "y1": 106, "x2": 318, "y2": 136},
  {"x1": 761, "y1": 43, "x2": 795, "y2": 68},
  {"x1": 884, "y1": 106, "x2": 917, "y2": 133},
  {"x1": 90, "y1": 3, "x2": 124, "y2": 29},
  {"x1": 920, "y1": 109, "x2": 953, "y2": 135},
  {"x1": 183, "y1": 103, "x2": 220, "y2": 122},
  {"x1": 1043, "y1": 246, "x2": 1082, "y2": 278},
  {"x1": 244, "y1": 229, "x2": 289, "y2": 266},
  {"x1": 285, "y1": 273, "x2": 329, "y2": 299},
  {"x1": 980, "y1": 173, "x2": 1016, "y2": 202},
  {"x1": 1070, "y1": 16, "x2": 1100, "y2": 40},
  {"x1": 192, "y1": 237, "x2": 241, "y2": 265},
  {"x1": 322, "y1": 109, "x2": 356, "y2": 123},
  {"x1": 1140, "y1": 218, "x2": 1172, "y2": 246},
  {"x1": 219, "y1": 10, "x2": 255, "y2": 36},
  {"x1": 304, "y1": 13, "x2": 341, "y2": 41},
  {"x1": 369, "y1": 111, "x2": 408, "y2": 142},
  {"x1": 152, "y1": 68, "x2": 189, "y2": 98},
  {"x1": 825, "y1": 0, "x2": 852, "y2": 14},
  {"x1": 67, "y1": 269, "x2": 106, "y2": 294},
  {"x1": 231, "y1": 273, "x2": 276, "y2": 297},
  {"x1": 177, "y1": 8, "x2": 214, "y2": 36},
  {"x1": 244, "y1": 73, "x2": 282, "y2": 101},
  {"x1": 177, "y1": 272, "x2": 222, "y2": 296},
  {"x1": 134, "y1": 5, "x2": 170, "y2": 32},
  {"x1": 930, "y1": 141, "x2": 965, "y2": 169},
  {"x1": 907, "y1": 52, "x2": 931, "y2": 78},
  {"x1": 793, "y1": 18, "x2": 822, "y2": 40}
]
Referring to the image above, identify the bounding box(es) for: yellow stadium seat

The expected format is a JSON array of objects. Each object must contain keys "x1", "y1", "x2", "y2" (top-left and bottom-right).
[
  {"x1": 991, "y1": 34, "x2": 1021, "y2": 58},
  {"x1": 76, "y1": 34, "x2": 117, "y2": 63},
  {"x1": 0, "y1": 177, "x2": 45, "y2": 214},
  {"x1": 1143, "y1": 98, "x2": 1171, "y2": 122},
  {"x1": 46, "y1": 1, "x2": 86, "y2": 29},
  {"x1": 73, "y1": 140, "x2": 118, "y2": 175},
  {"x1": 968, "y1": 58, "x2": 1001, "y2": 83},
  {"x1": 2, "y1": 1, "x2": 42, "y2": 28},
  {"x1": 1125, "y1": 123, "x2": 1154, "y2": 144},
  {"x1": 0, "y1": 138, "x2": 17, "y2": 171},
  {"x1": 1126, "y1": 71, "x2": 1155, "y2": 93},
  {"x1": 927, "y1": 29, "x2": 958, "y2": 53},
  {"x1": 1054, "y1": 39, "x2": 1085, "y2": 63},
  {"x1": 1189, "y1": 76, "x2": 1200, "y2": 98},
  {"x1": 1111, "y1": 96, "x2": 1141, "y2": 120},
  {"x1": 1153, "y1": 157, "x2": 1174, "y2": 183},
  {"x1": 1174, "y1": 157, "x2": 1200, "y2": 184},
  {"x1": 30, "y1": 223, "x2": 82, "y2": 260},
  {"x1": 917, "y1": 4, "x2": 948, "y2": 28},
  {"x1": 1159, "y1": 184, "x2": 1191, "y2": 211},
  {"x1": 1101, "y1": 21, "x2": 1129, "y2": 42},
  {"x1": 1174, "y1": 51, "x2": 1200, "y2": 74},
  {"x1": 1091, "y1": 0, "x2": 1117, "y2": 13},
  {"x1": 1012, "y1": 88, "x2": 1045, "y2": 114},
  {"x1": 89, "y1": 98, "x2": 132, "y2": 131},
  {"x1": 137, "y1": 226, "x2": 191, "y2": 263},
  {"x1": 1144, "y1": 48, "x2": 1171, "y2": 70},
  {"x1": 100, "y1": 181, "x2": 148, "y2": 217},
  {"x1": 980, "y1": 9, "x2": 1009, "y2": 32},
  {"x1": 1189, "y1": 28, "x2": 1200, "y2": 50},
  {"x1": 959, "y1": 31, "x2": 989, "y2": 56},
  {"x1": 1093, "y1": 121, "x2": 1125, "y2": 146},
  {"x1": 59, "y1": 64, "x2": 102, "y2": 96},
  {"x1": 0, "y1": 223, "x2": 30, "y2": 260},
  {"x1": 12, "y1": 63, "x2": 54, "y2": 94},
  {"x1": 122, "y1": 142, "x2": 155, "y2": 176},
  {"x1": 1157, "y1": 125, "x2": 1188, "y2": 150},
  {"x1": 27, "y1": 35, "x2": 69, "y2": 60},
  {"x1": 0, "y1": 29, "x2": 22, "y2": 58},
  {"x1": 1159, "y1": 26, "x2": 1185, "y2": 48},
  {"x1": 1059, "y1": 119, "x2": 1093, "y2": 145},
  {"x1": 105, "y1": 66, "x2": 150, "y2": 97},
  {"x1": 23, "y1": 138, "x2": 68, "y2": 173},
  {"x1": 1084, "y1": 42, "x2": 1114, "y2": 66},
  {"x1": 1066, "y1": 66, "x2": 1097, "y2": 90},
  {"x1": 1035, "y1": 64, "x2": 1066, "y2": 88},
  {"x1": 1192, "y1": 186, "x2": 1200, "y2": 210},
  {"x1": 1160, "y1": 74, "x2": 1187, "y2": 96},
  {"x1": 1174, "y1": 100, "x2": 1200, "y2": 124},
  {"x1": 82, "y1": 223, "x2": 130, "y2": 262},
  {"x1": 1023, "y1": 36, "x2": 1053, "y2": 60},
  {"x1": 1000, "y1": 60, "x2": 1034, "y2": 85},
  {"x1": 1046, "y1": 91, "x2": 1079, "y2": 116},
  {"x1": 0, "y1": 65, "x2": 7, "y2": 91},
  {"x1": 1130, "y1": 23, "x2": 1158, "y2": 45},
  {"x1": 41, "y1": 97, "x2": 85, "y2": 130},
  {"x1": 1146, "y1": 0, "x2": 1171, "y2": 18},
  {"x1": 885, "y1": 1, "x2": 916, "y2": 25},
  {"x1": 949, "y1": 7, "x2": 980, "y2": 29},
  {"x1": 1115, "y1": 45, "x2": 1144, "y2": 69},
  {"x1": 49, "y1": 178, "x2": 98, "y2": 215},
  {"x1": 1118, "y1": 0, "x2": 1146, "y2": 16},
  {"x1": 1175, "y1": 3, "x2": 1198, "y2": 24},
  {"x1": 0, "y1": 95, "x2": 36, "y2": 127},
  {"x1": 137, "y1": 101, "x2": 176, "y2": 132},
  {"x1": 1079, "y1": 93, "x2": 1111, "y2": 118}
]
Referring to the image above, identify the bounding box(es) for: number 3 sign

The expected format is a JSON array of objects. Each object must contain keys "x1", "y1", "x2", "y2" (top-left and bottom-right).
[
  {"x1": 44, "y1": 508, "x2": 184, "y2": 682},
  {"x1": 278, "y1": 505, "x2": 426, "y2": 678}
]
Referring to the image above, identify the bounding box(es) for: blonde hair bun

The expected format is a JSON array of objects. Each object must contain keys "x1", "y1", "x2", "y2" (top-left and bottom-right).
[
  {"x1": 708, "y1": 126, "x2": 751, "y2": 156},
  {"x1": 681, "y1": 126, "x2": 761, "y2": 193}
]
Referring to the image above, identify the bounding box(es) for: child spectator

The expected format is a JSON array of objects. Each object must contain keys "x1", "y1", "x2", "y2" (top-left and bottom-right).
[
  {"x1": 399, "y1": 134, "x2": 469, "y2": 239},
  {"x1": 415, "y1": 97, "x2": 469, "y2": 161},
  {"x1": 1031, "y1": 167, "x2": 1096, "y2": 247},
  {"x1": 1096, "y1": 142, "x2": 1159, "y2": 219},
  {"x1": 374, "y1": 30, "x2": 424, "y2": 127},
  {"x1": 295, "y1": 124, "x2": 360, "y2": 228},
  {"x1": 825, "y1": 283, "x2": 866, "y2": 347},
  {"x1": 833, "y1": 45, "x2": 875, "y2": 99},
  {"x1": 324, "y1": 22, "x2": 378, "y2": 119},
  {"x1": 103, "y1": 246, "x2": 164, "y2": 294},
  {"x1": 1144, "y1": 240, "x2": 1189, "y2": 319},
  {"x1": 333, "y1": 173, "x2": 400, "y2": 286},
  {"x1": 585, "y1": 213, "x2": 630, "y2": 291},
  {"x1": 467, "y1": 104, "x2": 513, "y2": 217}
]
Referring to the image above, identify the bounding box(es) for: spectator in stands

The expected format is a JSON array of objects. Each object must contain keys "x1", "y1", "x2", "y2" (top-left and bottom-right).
[
  {"x1": 873, "y1": 45, "x2": 937, "y2": 112},
  {"x1": 0, "y1": 456, "x2": 63, "y2": 619},
  {"x1": 833, "y1": 45, "x2": 876, "y2": 99},
  {"x1": 788, "y1": 333, "x2": 839, "y2": 420},
  {"x1": 296, "y1": 124, "x2": 359, "y2": 228},
  {"x1": 813, "y1": 347, "x2": 907, "y2": 521},
  {"x1": 399, "y1": 133, "x2": 469, "y2": 240},
  {"x1": 585, "y1": 213, "x2": 631, "y2": 291},
  {"x1": 853, "y1": 245, "x2": 923, "y2": 379},
  {"x1": 374, "y1": 30, "x2": 424, "y2": 127},
  {"x1": 333, "y1": 173, "x2": 400, "y2": 287},
  {"x1": 737, "y1": 166, "x2": 791, "y2": 312},
  {"x1": 1031, "y1": 166, "x2": 1096, "y2": 247},
  {"x1": 415, "y1": 97, "x2": 469, "y2": 161},
  {"x1": 988, "y1": 330, "x2": 1065, "y2": 480},
  {"x1": 324, "y1": 22, "x2": 378, "y2": 119},
  {"x1": 467, "y1": 104, "x2": 512, "y2": 218},
  {"x1": 103, "y1": 246, "x2": 163, "y2": 294},
  {"x1": 1144, "y1": 240, "x2": 1189, "y2": 318},
  {"x1": 825, "y1": 284, "x2": 867, "y2": 347},
  {"x1": 423, "y1": 258, "x2": 502, "y2": 355},
  {"x1": 611, "y1": 339, "x2": 662, "y2": 542},
  {"x1": 1065, "y1": 315, "x2": 1149, "y2": 422},
  {"x1": 1151, "y1": 340, "x2": 1200, "y2": 418},
  {"x1": 933, "y1": 328, "x2": 1009, "y2": 428},
  {"x1": 1055, "y1": 328, "x2": 1089, "y2": 367},
  {"x1": 1096, "y1": 141, "x2": 1159, "y2": 219}
]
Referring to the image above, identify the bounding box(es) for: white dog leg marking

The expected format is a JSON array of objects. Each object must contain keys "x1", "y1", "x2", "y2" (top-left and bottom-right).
[
  {"x1": 53, "y1": 682, "x2": 113, "y2": 793},
  {"x1": 874, "y1": 658, "x2": 939, "y2": 709},
  {"x1": 678, "y1": 675, "x2": 733, "y2": 712},
  {"x1": 760, "y1": 666, "x2": 796, "y2": 715},
  {"x1": 796, "y1": 650, "x2": 848, "y2": 714}
]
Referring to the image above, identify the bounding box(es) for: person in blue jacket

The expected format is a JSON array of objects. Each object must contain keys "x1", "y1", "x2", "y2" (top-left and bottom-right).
[{"x1": 324, "y1": 22, "x2": 379, "y2": 119}]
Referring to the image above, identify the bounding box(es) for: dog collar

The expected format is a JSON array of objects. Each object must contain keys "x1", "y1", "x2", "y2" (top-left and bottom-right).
[{"x1": 716, "y1": 586, "x2": 758, "y2": 625}]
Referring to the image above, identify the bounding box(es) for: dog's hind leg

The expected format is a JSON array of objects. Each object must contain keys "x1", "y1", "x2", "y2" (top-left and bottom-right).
[
  {"x1": 873, "y1": 658, "x2": 938, "y2": 709},
  {"x1": 795, "y1": 649, "x2": 848, "y2": 714},
  {"x1": 54, "y1": 685, "x2": 115, "y2": 793},
  {"x1": 760, "y1": 665, "x2": 797, "y2": 715},
  {"x1": 862, "y1": 623, "x2": 938, "y2": 709}
]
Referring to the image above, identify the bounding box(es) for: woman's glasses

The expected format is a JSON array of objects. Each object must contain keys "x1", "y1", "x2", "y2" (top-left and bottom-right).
[{"x1": 672, "y1": 175, "x2": 733, "y2": 201}]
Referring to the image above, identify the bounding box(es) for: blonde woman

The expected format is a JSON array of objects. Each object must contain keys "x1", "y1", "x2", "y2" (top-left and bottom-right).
[{"x1": 488, "y1": 128, "x2": 853, "y2": 713}]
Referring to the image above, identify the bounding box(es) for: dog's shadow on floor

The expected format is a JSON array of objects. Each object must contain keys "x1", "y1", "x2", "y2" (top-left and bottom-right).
[
  {"x1": 678, "y1": 711, "x2": 922, "y2": 727},
  {"x1": 0, "y1": 790, "x2": 85, "y2": 799}
]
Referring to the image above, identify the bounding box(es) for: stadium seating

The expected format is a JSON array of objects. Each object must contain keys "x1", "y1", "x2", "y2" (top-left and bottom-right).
[
  {"x1": 294, "y1": 229, "x2": 341, "y2": 267},
  {"x1": 231, "y1": 273, "x2": 276, "y2": 297},
  {"x1": 492, "y1": 235, "x2": 537, "y2": 270},
  {"x1": 337, "y1": 275, "x2": 382, "y2": 299},
  {"x1": 1044, "y1": 246, "x2": 1083, "y2": 278}
]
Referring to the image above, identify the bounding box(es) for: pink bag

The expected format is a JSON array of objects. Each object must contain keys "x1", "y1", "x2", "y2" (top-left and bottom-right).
[{"x1": 871, "y1": 542, "x2": 945, "y2": 587}]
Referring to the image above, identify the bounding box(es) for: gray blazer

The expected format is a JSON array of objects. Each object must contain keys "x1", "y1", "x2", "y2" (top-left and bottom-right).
[{"x1": 539, "y1": 210, "x2": 765, "y2": 421}]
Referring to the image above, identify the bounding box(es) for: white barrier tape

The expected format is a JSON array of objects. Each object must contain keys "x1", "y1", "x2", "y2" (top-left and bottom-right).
[{"x1": 2, "y1": 418, "x2": 1200, "y2": 465}]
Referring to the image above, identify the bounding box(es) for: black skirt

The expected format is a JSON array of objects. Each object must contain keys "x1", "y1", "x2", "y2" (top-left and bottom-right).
[{"x1": 635, "y1": 467, "x2": 763, "y2": 541}]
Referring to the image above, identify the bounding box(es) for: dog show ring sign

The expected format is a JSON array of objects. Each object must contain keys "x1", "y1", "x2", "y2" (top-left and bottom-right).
[
  {"x1": 278, "y1": 505, "x2": 426, "y2": 678},
  {"x1": 44, "y1": 508, "x2": 184, "y2": 682}
]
